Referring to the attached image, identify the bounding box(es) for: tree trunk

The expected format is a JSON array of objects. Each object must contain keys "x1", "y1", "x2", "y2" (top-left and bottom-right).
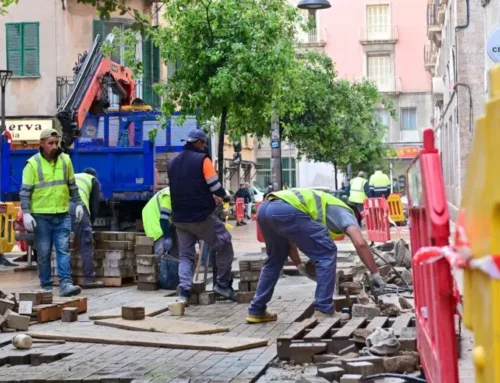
[
  {"x1": 218, "y1": 106, "x2": 228, "y2": 183},
  {"x1": 333, "y1": 163, "x2": 338, "y2": 190}
]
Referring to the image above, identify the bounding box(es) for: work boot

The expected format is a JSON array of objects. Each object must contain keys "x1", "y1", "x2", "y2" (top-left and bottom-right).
[
  {"x1": 176, "y1": 287, "x2": 191, "y2": 306},
  {"x1": 313, "y1": 310, "x2": 349, "y2": 321},
  {"x1": 82, "y1": 280, "x2": 104, "y2": 289},
  {"x1": 39, "y1": 286, "x2": 53, "y2": 293},
  {"x1": 213, "y1": 284, "x2": 237, "y2": 302},
  {"x1": 246, "y1": 311, "x2": 277, "y2": 324},
  {"x1": 59, "y1": 282, "x2": 82, "y2": 297}
]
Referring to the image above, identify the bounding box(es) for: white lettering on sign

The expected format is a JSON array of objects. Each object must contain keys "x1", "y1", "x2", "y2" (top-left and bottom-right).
[
  {"x1": 5, "y1": 119, "x2": 53, "y2": 141},
  {"x1": 487, "y1": 27, "x2": 500, "y2": 63}
]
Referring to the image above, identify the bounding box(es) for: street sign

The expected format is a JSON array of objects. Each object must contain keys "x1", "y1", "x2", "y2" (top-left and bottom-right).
[{"x1": 487, "y1": 27, "x2": 500, "y2": 63}]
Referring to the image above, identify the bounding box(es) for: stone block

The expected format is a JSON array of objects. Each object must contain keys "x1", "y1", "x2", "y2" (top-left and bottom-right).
[
  {"x1": 169, "y1": 302, "x2": 185, "y2": 316},
  {"x1": 137, "y1": 274, "x2": 160, "y2": 283},
  {"x1": 250, "y1": 281, "x2": 259, "y2": 291},
  {"x1": 137, "y1": 264, "x2": 159, "y2": 274},
  {"x1": 61, "y1": 307, "x2": 79, "y2": 322},
  {"x1": 239, "y1": 281, "x2": 250, "y2": 292},
  {"x1": 136, "y1": 236, "x2": 154, "y2": 246},
  {"x1": 342, "y1": 356, "x2": 384, "y2": 374},
  {"x1": 300, "y1": 376, "x2": 330, "y2": 383},
  {"x1": 240, "y1": 270, "x2": 261, "y2": 282},
  {"x1": 103, "y1": 267, "x2": 134, "y2": 277},
  {"x1": 313, "y1": 354, "x2": 340, "y2": 364},
  {"x1": 383, "y1": 352, "x2": 419, "y2": 373},
  {"x1": 98, "y1": 250, "x2": 125, "y2": 260},
  {"x1": 102, "y1": 258, "x2": 133, "y2": 268},
  {"x1": 0, "y1": 299, "x2": 15, "y2": 315},
  {"x1": 107, "y1": 241, "x2": 134, "y2": 251},
  {"x1": 345, "y1": 361, "x2": 375, "y2": 375},
  {"x1": 0, "y1": 290, "x2": 7, "y2": 299},
  {"x1": 199, "y1": 292, "x2": 215, "y2": 305},
  {"x1": 136, "y1": 254, "x2": 158, "y2": 266},
  {"x1": 289, "y1": 342, "x2": 326, "y2": 364},
  {"x1": 135, "y1": 244, "x2": 154, "y2": 255},
  {"x1": 137, "y1": 282, "x2": 159, "y2": 291},
  {"x1": 236, "y1": 292, "x2": 255, "y2": 304},
  {"x1": 6, "y1": 312, "x2": 30, "y2": 330},
  {"x1": 338, "y1": 344, "x2": 357, "y2": 356},
  {"x1": 189, "y1": 293, "x2": 199, "y2": 305},
  {"x1": 340, "y1": 375, "x2": 363, "y2": 383},
  {"x1": 191, "y1": 281, "x2": 206, "y2": 294},
  {"x1": 19, "y1": 292, "x2": 42, "y2": 306},
  {"x1": 351, "y1": 304, "x2": 381, "y2": 319},
  {"x1": 122, "y1": 305, "x2": 145, "y2": 320},
  {"x1": 317, "y1": 366, "x2": 345, "y2": 382}
]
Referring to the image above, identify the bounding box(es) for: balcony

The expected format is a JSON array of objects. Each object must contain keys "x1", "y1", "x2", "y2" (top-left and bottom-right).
[
  {"x1": 56, "y1": 76, "x2": 75, "y2": 107},
  {"x1": 369, "y1": 76, "x2": 401, "y2": 94},
  {"x1": 296, "y1": 28, "x2": 327, "y2": 48},
  {"x1": 360, "y1": 25, "x2": 398, "y2": 45},
  {"x1": 400, "y1": 130, "x2": 420, "y2": 143},
  {"x1": 427, "y1": 4, "x2": 442, "y2": 47},
  {"x1": 424, "y1": 44, "x2": 437, "y2": 72},
  {"x1": 437, "y1": 4, "x2": 446, "y2": 25}
]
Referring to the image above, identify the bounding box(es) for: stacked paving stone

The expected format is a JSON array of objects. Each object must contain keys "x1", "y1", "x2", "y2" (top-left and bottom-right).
[
  {"x1": 135, "y1": 236, "x2": 159, "y2": 291},
  {"x1": 186, "y1": 282, "x2": 215, "y2": 306},
  {"x1": 155, "y1": 155, "x2": 169, "y2": 189},
  {"x1": 0, "y1": 290, "x2": 30, "y2": 332},
  {"x1": 237, "y1": 255, "x2": 265, "y2": 304}
]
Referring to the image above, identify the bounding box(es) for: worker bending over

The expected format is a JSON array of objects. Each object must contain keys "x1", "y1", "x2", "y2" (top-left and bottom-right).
[
  {"x1": 142, "y1": 187, "x2": 175, "y2": 256},
  {"x1": 71, "y1": 168, "x2": 103, "y2": 288},
  {"x1": 20, "y1": 129, "x2": 84, "y2": 296},
  {"x1": 247, "y1": 188, "x2": 383, "y2": 323},
  {"x1": 369, "y1": 165, "x2": 391, "y2": 198},
  {"x1": 168, "y1": 130, "x2": 234, "y2": 303}
]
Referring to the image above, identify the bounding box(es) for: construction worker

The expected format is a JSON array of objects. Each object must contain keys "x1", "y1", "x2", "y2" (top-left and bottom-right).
[
  {"x1": 246, "y1": 188, "x2": 384, "y2": 323},
  {"x1": 142, "y1": 187, "x2": 174, "y2": 256},
  {"x1": 167, "y1": 129, "x2": 234, "y2": 303},
  {"x1": 349, "y1": 171, "x2": 369, "y2": 224},
  {"x1": 369, "y1": 165, "x2": 391, "y2": 198},
  {"x1": 20, "y1": 129, "x2": 84, "y2": 296},
  {"x1": 71, "y1": 168, "x2": 104, "y2": 288}
]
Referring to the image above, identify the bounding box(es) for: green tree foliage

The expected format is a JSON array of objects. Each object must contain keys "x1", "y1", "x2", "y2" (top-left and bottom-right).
[{"x1": 0, "y1": 0, "x2": 18, "y2": 15}]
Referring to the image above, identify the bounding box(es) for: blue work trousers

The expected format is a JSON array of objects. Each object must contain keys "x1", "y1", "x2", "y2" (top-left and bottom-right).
[
  {"x1": 70, "y1": 202, "x2": 95, "y2": 282},
  {"x1": 248, "y1": 200, "x2": 337, "y2": 315},
  {"x1": 33, "y1": 213, "x2": 73, "y2": 288}
]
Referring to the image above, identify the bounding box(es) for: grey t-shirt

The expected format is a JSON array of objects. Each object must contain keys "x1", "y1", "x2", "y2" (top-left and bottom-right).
[{"x1": 326, "y1": 205, "x2": 359, "y2": 233}]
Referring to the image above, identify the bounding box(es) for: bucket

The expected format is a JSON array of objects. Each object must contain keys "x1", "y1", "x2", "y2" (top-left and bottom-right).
[{"x1": 159, "y1": 255, "x2": 179, "y2": 290}]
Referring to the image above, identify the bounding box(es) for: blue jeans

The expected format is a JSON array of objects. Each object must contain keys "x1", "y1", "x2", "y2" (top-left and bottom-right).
[
  {"x1": 33, "y1": 213, "x2": 73, "y2": 288},
  {"x1": 70, "y1": 203, "x2": 95, "y2": 281},
  {"x1": 248, "y1": 200, "x2": 337, "y2": 315}
]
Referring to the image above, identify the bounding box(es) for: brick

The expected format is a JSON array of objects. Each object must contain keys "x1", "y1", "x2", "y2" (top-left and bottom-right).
[
  {"x1": 340, "y1": 375, "x2": 363, "y2": 383},
  {"x1": 0, "y1": 290, "x2": 7, "y2": 299},
  {"x1": 169, "y1": 302, "x2": 185, "y2": 316},
  {"x1": 0, "y1": 312, "x2": 6, "y2": 328},
  {"x1": 103, "y1": 267, "x2": 134, "y2": 277},
  {"x1": 317, "y1": 366, "x2": 345, "y2": 381},
  {"x1": 97, "y1": 250, "x2": 125, "y2": 260},
  {"x1": 300, "y1": 376, "x2": 330, "y2": 383},
  {"x1": 0, "y1": 298, "x2": 15, "y2": 315},
  {"x1": 351, "y1": 304, "x2": 381, "y2": 319},
  {"x1": 239, "y1": 281, "x2": 250, "y2": 292},
  {"x1": 6, "y1": 311, "x2": 30, "y2": 330},
  {"x1": 136, "y1": 236, "x2": 154, "y2": 246},
  {"x1": 137, "y1": 254, "x2": 158, "y2": 266},
  {"x1": 137, "y1": 282, "x2": 159, "y2": 291},
  {"x1": 289, "y1": 342, "x2": 326, "y2": 364},
  {"x1": 189, "y1": 293, "x2": 199, "y2": 305},
  {"x1": 61, "y1": 307, "x2": 79, "y2": 322},
  {"x1": 107, "y1": 240, "x2": 134, "y2": 251},
  {"x1": 338, "y1": 344, "x2": 357, "y2": 356},
  {"x1": 345, "y1": 361, "x2": 375, "y2": 375},
  {"x1": 137, "y1": 264, "x2": 159, "y2": 274},
  {"x1": 383, "y1": 352, "x2": 420, "y2": 373},
  {"x1": 240, "y1": 270, "x2": 261, "y2": 282},
  {"x1": 342, "y1": 356, "x2": 384, "y2": 373},
  {"x1": 19, "y1": 292, "x2": 42, "y2": 306},
  {"x1": 249, "y1": 281, "x2": 259, "y2": 291},
  {"x1": 122, "y1": 305, "x2": 145, "y2": 320},
  {"x1": 138, "y1": 274, "x2": 160, "y2": 283},
  {"x1": 191, "y1": 281, "x2": 206, "y2": 294},
  {"x1": 102, "y1": 258, "x2": 133, "y2": 268},
  {"x1": 236, "y1": 292, "x2": 255, "y2": 304},
  {"x1": 199, "y1": 292, "x2": 215, "y2": 305},
  {"x1": 313, "y1": 354, "x2": 340, "y2": 364},
  {"x1": 135, "y1": 244, "x2": 154, "y2": 255}
]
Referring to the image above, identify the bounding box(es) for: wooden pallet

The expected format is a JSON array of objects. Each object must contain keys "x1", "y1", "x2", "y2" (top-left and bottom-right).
[
  {"x1": 73, "y1": 276, "x2": 136, "y2": 287},
  {"x1": 32, "y1": 297, "x2": 88, "y2": 323},
  {"x1": 277, "y1": 315, "x2": 416, "y2": 361}
]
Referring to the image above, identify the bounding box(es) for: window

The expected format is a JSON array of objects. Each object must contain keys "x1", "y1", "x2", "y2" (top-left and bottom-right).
[
  {"x1": 400, "y1": 108, "x2": 417, "y2": 130},
  {"x1": 6, "y1": 23, "x2": 40, "y2": 77},
  {"x1": 256, "y1": 157, "x2": 297, "y2": 189},
  {"x1": 367, "y1": 55, "x2": 392, "y2": 91},
  {"x1": 366, "y1": 4, "x2": 389, "y2": 39}
]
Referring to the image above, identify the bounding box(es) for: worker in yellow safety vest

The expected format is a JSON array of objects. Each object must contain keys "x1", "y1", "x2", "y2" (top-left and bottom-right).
[
  {"x1": 19, "y1": 128, "x2": 84, "y2": 297},
  {"x1": 349, "y1": 171, "x2": 369, "y2": 224},
  {"x1": 246, "y1": 188, "x2": 384, "y2": 324},
  {"x1": 142, "y1": 187, "x2": 175, "y2": 256},
  {"x1": 71, "y1": 168, "x2": 104, "y2": 289},
  {"x1": 369, "y1": 165, "x2": 391, "y2": 198}
]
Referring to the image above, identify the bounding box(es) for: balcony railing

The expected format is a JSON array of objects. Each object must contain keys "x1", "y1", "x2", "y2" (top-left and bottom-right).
[
  {"x1": 56, "y1": 76, "x2": 75, "y2": 107},
  {"x1": 360, "y1": 25, "x2": 398, "y2": 43},
  {"x1": 368, "y1": 76, "x2": 401, "y2": 93},
  {"x1": 296, "y1": 28, "x2": 327, "y2": 46},
  {"x1": 427, "y1": 4, "x2": 438, "y2": 26},
  {"x1": 424, "y1": 44, "x2": 437, "y2": 65},
  {"x1": 400, "y1": 130, "x2": 420, "y2": 142}
]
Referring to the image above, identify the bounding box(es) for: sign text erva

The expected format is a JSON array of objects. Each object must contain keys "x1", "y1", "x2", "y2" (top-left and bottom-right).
[
  {"x1": 487, "y1": 27, "x2": 500, "y2": 63},
  {"x1": 5, "y1": 119, "x2": 53, "y2": 141}
]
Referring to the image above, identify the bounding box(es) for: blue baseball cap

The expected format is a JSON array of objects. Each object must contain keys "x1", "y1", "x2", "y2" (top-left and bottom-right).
[{"x1": 182, "y1": 129, "x2": 208, "y2": 143}]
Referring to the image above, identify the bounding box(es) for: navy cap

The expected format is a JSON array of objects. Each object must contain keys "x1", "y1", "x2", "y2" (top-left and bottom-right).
[{"x1": 182, "y1": 129, "x2": 208, "y2": 143}]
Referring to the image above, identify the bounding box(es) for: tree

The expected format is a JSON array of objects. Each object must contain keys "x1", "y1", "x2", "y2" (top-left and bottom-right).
[
  {"x1": 0, "y1": 0, "x2": 18, "y2": 15},
  {"x1": 282, "y1": 52, "x2": 395, "y2": 188}
]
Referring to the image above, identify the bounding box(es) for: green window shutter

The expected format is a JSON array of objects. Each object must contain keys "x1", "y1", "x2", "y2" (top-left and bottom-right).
[
  {"x1": 152, "y1": 43, "x2": 161, "y2": 108},
  {"x1": 22, "y1": 23, "x2": 39, "y2": 76},
  {"x1": 6, "y1": 23, "x2": 22, "y2": 76},
  {"x1": 142, "y1": 35, "x2": 153, "y2": 107},
  {"x1": 92, "y1": 19, "x2": 106, "y2": 42}
]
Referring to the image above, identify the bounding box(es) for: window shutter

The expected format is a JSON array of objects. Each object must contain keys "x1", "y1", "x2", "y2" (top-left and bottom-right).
[
  {"x1": 142, "y1": 35, "x2": 153, "y2": 106},
  {"x1": 22, "y1": 23, "x2": 39, "y2": 76},
  {"x1": 6, "y1": 23, "x2": 22, "y2": 76},
  {"x1": 92, "y1": 19, "x2": 106, "y2": 42},
  {"x1": 152, "y1": 44, "x2": 161, "y2": 108}
]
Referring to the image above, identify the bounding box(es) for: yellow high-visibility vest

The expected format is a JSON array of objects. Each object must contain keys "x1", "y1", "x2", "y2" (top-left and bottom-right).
[
  {"x1": 75, "y1": 173, "x2": 95, "y2": 213},
  {"x1": 142, "y1": 188, "x2": 172, "y2": 241},
  {"x1": 349, "y1": 177, "x2": 368, "y2": 204}
]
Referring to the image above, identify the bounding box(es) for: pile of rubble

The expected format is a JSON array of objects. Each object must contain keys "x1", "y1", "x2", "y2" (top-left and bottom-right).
[{"x1": 0, "y1": 291, "x2": 30, "y2": 332}]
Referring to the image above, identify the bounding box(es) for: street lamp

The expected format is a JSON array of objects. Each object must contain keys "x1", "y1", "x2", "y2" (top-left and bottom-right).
[
  {"x1": 297, "y1": 0, "x2": 331, "y2": 10},
  {"x1": 0, "y1": 70, "x2": 15, "y2": 267}
]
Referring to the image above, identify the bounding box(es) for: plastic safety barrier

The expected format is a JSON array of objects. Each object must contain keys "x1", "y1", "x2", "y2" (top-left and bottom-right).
[
  {"x1": 406, "y1": 129, "x2": 458, "y2": 383},
  {"x1": 363, "y1": 198, "x2": 390, "y2": 243},
  {"x1": 235, "y1": 198, "x2": 245, "y2": 222},
  {"x1": 255, "y1": 201, "x2": 264, "y2": 243},
  {"x1": 0, "y1": 203, "x2": 17, "y2": 253},
  {"x1": 387, "y1": 193, "x2": 405, "y2": 224}
]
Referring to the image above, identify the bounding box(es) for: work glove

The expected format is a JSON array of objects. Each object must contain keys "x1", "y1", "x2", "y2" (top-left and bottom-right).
[
  {"x1": 297, "y1": 263, "x2": 316, "y2": 281},
  {"x1": 163, "y1": 237, "x2": 173, "y2": 254},
  {"x1": 370, "y1": 273, "x2": 386, "y2": 294},
  {"x1": 23, "y1": 213, "x2": 36, "y2": 232},
  {"x1": 75, "y1": 205, "x2": 84, "y2": 223}
]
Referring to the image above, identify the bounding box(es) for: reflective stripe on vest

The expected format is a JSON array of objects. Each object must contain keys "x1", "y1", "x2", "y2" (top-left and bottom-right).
[
  {"x1": 349, "y1": 177, "x2": 367, "y2": 204},
  {"x1": 142, "y1": 187, "x2": 172, "y2": 241},
  {"x1": 25, "y1": 153, "x2": 71, "y2": 214},
  {"x1": 75, "y1": 173, "x2": 94, "y2": 213},
  {"x1": 268, "y1": 188, "x2": 353, "y2": 239}
]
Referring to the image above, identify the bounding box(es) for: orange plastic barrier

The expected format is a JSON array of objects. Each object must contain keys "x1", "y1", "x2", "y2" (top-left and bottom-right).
[
  {"x1": 363, "y1": 198, "x2": 390, "y2": 243},
  {"x1": 235, "y1": 197, "x2": 245, "y2": 222},
  {"x1": 255, "y1": 201, "x2": 264, "y2": 243},
  {"x1": 406, "y1": 129, "x2": 459, "y2": 383}
]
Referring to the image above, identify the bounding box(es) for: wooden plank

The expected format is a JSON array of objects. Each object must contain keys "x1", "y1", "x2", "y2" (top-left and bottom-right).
[
  {"x1": 89, "y1": 299, "x2": 176, "y2": 320},
  {"x1": 332, "y1": 317, "x2": 367, "y2": 339},
  {"x1": 303, "y1": 318, "x2": 340, "y2": 342},
  {"x1": 391, "y1": 315, "x2": 413, "y2": 337},
  {"x1": 277, "y1": 317, "x2": 317, "y2": 341},
  {"x1": 366, "y1": 316, "x2": 389, "y2": 332},
  {"x1": 27, "y1": 327, "x2": 268, "y2": 352},
  {"x1": 94, "y1": 316, "x2": 229, "y2": 335}
]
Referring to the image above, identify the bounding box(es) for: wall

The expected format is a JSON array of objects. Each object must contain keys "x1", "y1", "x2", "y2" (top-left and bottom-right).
[{"x1": 297, "y1": 161, "x2": 339, "y2": 188}]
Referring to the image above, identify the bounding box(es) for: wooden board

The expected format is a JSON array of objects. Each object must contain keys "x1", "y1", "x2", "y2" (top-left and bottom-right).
[
  {"x1": 89, "y1": 298, "x2": 177, "y2": 320},
  {"x1": 94, "y1": 316, "x2": 229, "y2": 335},
  {"x1": 28, "y1": 327, "x2": 268, "y2": 352},
  {"x1": 33, "y1": 297, "x2": 87, "y2": 323}
]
